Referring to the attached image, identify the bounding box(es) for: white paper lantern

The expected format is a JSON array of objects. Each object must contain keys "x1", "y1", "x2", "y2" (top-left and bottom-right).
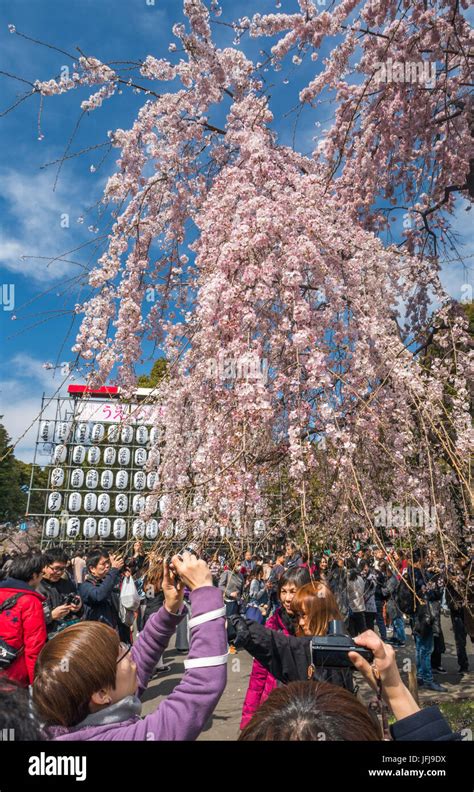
[
  {"x1": 70, "y1": 469, "x2": 84, "y2": 489},
  {"x1": 231, "y1": 511, "x2": 241, "y2": 528},
  {"x1": 101, "y1": 470, "x2": 113, "y2": 489},
  {"x1": 50, "y1": 468, "x2": 65, "y2": 488},
  {"x1": 219, "y1": 525, "x2": 233, "y2": 538},
  {"x1": 53, "y1": 444, "x2": 67, "y2": 464},
  {"x1": 162, "y1": 525, "x2": 174, "y2": 539},
  {"x1": 207, "y1": 525, "x2": 219, "y2": 539},
  {"x1": 159, "y1": 495, "x2": 169, "y2": 514},
  {"x1": 56, "y1": 421, "x2": 71, "y2": 442},
  {"x1": 147, "y1": 471, "x2": 158, "y2": 490},
  {"x1": 84, "y1": 492, "x2": 97, "y2": 512},
  {"x1": 98, "y1": 518, "x2": 111, "y2": 538},
  {"x1": 97, "y1": 493, "x2": 110, "y2": 513},
  {"x1": 75, "y1": 423, "x2": 89, "y2": 443},
  {"x1": 107, "y1": 424, "x2": 120, "y2": 443},
  {"x1": 113, "y1": 518, "x2": 127, "y2": 539},
  {"x1": 67, "y1": 517, "x2": 81, "y2": 538},
  {"x1": 135, "y1": 448, "x2": 147, "y2": 467},
  {"x1": 121, "y1": 425, "x2": 134, "y2": 444},
  {"x1": 132, "y1": 495, "x2": 146, "y2": 514},
  {"x1": 68, "y1": 492, "x2": 82, "y2": 512},
  {"x1": 87, "y1": 446, "x2": 101, "y2": 465},
  {"x1": 134, "y1": 471, "x2": 146, "y2": 491},
  {"x1": 193, "y1": 520, "x2": 206, "y2": 537},
  {"x1": 115, "y1": 494, "x2": 128, "y2": 513},
  {"x1": 83, "y1": 517, "x2": 97, "y2": 538},
  {"x1": 254, "y1": 519, "x2": 265, "y2": 536},
  {"x1": 132, "y1": 519, "x2": 145, "y2": 538},
  {"x1": 103, "y1": 447, "x2": 116, "y2": 466},
  {"x1": 45, "y1": 517, "x2": 60, "y2": 538},
  {"x1": 150, "y1": 426, "x2": 164, "y2": 444},
  {"x1": 72, "y1": 445, "x2": 86, "y2": 465},
  {"x1": 136, "y1": 426, "x2": 148, "y2": 445},
  {"x1": 175, "y1": 523, "x2": 187, "y2": 540},
  {"x1": 145, "y1": 495, "x2": 158, "y2": 514},
  {"x1": 147, "y1": 448, "x2": 161, "y2": 468},
  {"x1": 86, "y1": 469, "x2": 99, "y2": 489},
  {"x1": 116, "y1": 470, "x2": 129, "y2": 490},
  {"x1": 91, "y1": 423, "x2": 105, "y2": 442},
  {"x1": 118, "y1": 447, "x2": 130, "y2": 467},
  {"x1": 40, "y1": 421, "x2": 53, "y2": 442},
  {"x1": 48, "y1": 492, "x2": 62, "y2": 512},
  {"x1": 145, "y1": 519, "x2": 159, "y2": 540}
]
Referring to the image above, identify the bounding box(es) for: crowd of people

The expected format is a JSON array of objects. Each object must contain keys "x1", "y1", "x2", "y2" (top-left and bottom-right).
[{"x1": 0, "y1": 539, "x2": 472, "y2": 742}]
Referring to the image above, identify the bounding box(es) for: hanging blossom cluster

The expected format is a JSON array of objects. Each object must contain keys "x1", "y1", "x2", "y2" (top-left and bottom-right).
[
  {"x1": 28, "y1": 0, "x2": 472, "y2": 560},
  {"x1": 240, "y1": 0, "x2": 473, "y2": 267}
]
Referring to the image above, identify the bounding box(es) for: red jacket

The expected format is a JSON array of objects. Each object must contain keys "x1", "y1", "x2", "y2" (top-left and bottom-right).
[
  {"x1": 240, "y1": 607, "x2": 292, "y2": 730},
  {"x1": 0, "y1": 579, "x2": 47, "y2": 687}
]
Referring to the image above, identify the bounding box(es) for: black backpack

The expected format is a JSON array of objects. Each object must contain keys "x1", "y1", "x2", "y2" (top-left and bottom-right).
[
  {"x1": 396, "y1": 577, "x2": 416, "y2": 615},
  {"x1": 0, "y1": 593, "x2": 25, "y2": 668}
]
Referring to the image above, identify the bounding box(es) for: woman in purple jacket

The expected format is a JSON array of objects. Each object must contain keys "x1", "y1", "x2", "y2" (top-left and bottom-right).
[{"x1": 33, "y1": 552, "x2": 227, "y2": 741}]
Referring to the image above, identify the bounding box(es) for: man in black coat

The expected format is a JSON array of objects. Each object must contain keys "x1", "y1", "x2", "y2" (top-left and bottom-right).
[{"x1": 38, "y1": 547, "x2": 83, "y2": 638}]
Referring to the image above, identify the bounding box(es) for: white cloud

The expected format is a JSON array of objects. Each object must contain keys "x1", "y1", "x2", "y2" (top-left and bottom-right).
[
  {"x1": 0, "y1": 165, "x2": 91, "y2": 282},
  {"x1": 0, "y1": 354, "x2": 71, "y2": 463}
]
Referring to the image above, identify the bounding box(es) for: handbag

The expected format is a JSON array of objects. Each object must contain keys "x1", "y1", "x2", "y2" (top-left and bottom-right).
[
  {"x1": 415, "y1": 601, "x2": 435, "y2": 638},
  {"x1": 119, "y1": 575, "x2": 141, "y2": 626},
  {"x1": 0, "y1": 594, "x2": 25, "y2": 668}
]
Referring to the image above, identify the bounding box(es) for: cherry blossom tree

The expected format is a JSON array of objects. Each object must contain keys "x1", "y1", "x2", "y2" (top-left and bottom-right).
[{"x1": 6, "y1": 0, "x2": 473, "y2": 572}]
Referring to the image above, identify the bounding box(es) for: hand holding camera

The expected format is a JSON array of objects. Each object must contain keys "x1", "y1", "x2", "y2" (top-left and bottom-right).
[
  {"x1": 170, "y1": 551, "x2": 213, "y2": 592},
  {"x1": 110, "y1": 553, "x2": 125, "y2": 570},
  {"x1": 349, "y1": 630, "x2": 420, "y2": 721}
]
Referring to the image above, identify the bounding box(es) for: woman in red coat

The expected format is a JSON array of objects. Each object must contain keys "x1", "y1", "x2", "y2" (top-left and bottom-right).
[
  {"x1": 0, "y1": 551, "x2": 47, "y2": 687},
  {"x1": 240, "y1": 566, "x2": 310, "y2": 729}
]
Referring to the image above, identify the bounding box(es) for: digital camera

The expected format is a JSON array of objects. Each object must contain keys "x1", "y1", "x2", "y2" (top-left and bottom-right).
[
  {"x1": 63, "y1": 593, "x2": 81, "y2": 608},
  {"x1": 311, "y1": 620, "x2": 373, "y2": 668}
]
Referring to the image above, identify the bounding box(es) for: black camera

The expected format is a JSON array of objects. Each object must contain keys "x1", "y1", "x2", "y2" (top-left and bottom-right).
[
  {"x1": 311, "y1": 620, "x2": 373, "y2": 668},
  {"x1": 63, "y1": 593, "x2": 81, "y2": 607}
]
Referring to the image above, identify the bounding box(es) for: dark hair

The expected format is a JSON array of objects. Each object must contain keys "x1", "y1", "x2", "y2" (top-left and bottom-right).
[
  {"x1": 277, "y1": 566, "x2": 311, "y2": 597},
  {"x1": 33, "y1": 622, "x2": 119, "y2": 727},
  {"x1": 43, "y1": 546, "x2": 69, "y2": 565},
  {"x1": 412, "y1": 548, "x2": 424, "y2": 563},
  {"x1": 85, "y1": 547, "x2": 110, "y2": 571},
  {"x1": 0, "y1": 679, "x2": 44, "y2": 740},
  {"x1": 9, "y1": 551, "x2": 46, "y2": 582},
  {"x1": 239, "y1": 680, "x2": 381, "y2": 741}
]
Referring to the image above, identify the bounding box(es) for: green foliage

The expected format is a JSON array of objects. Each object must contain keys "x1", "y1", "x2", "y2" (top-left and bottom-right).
[
  {"x1": 137, "y1": 358, "x2": 168, "y2": 388},
  {"x1": 0, "y1": 420, "x2": 26, "y2": 522}
]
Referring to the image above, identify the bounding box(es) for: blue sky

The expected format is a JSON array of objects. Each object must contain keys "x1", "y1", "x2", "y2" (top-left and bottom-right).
[{"x1": 0, "y1": 0, "x2": 472, "y2": 462}]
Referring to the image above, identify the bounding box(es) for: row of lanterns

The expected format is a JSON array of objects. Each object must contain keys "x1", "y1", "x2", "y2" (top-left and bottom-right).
[
  {"x1": 45, "y1": 516, "x2": 160, "y2": 540},
  {"x1": 52, "y1": 445, "x2": 154, "y2": 467},
  {"x1": 47, "y1": 491, "x2": 160, "y2": 514},
  {"x1": 40, "y1": 421, "x2": 164, "y2": 446},
  {"x1": 50, "y1": 468, "x2": 159, "y2": 491}
]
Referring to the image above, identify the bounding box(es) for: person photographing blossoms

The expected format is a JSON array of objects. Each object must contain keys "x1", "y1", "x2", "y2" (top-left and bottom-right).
[{"x1": 33, "y1": 552, "x2": 227, "y2": 741}]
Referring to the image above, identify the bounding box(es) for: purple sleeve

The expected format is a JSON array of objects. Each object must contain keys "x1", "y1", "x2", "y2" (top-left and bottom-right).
[
  {"x1": 107, "y1": 586, "x2": 228, "y2": 741},
  {"x1": 132, "y1": 604, "x2": 185, "y2": 696}
]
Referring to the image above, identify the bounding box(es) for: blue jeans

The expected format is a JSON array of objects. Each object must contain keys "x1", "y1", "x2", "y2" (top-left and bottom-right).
[
  {"x1": 415, "y1": 631, "x2": 434, "y2": 682},
  {"x1": 392, "y1": 616, "x2": 406, "y2": 643}
]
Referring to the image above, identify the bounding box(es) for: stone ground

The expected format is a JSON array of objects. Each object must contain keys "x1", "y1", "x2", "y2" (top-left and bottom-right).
[{"x1": 141, "y1": 614, "x2": 474, "y2": 740}]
